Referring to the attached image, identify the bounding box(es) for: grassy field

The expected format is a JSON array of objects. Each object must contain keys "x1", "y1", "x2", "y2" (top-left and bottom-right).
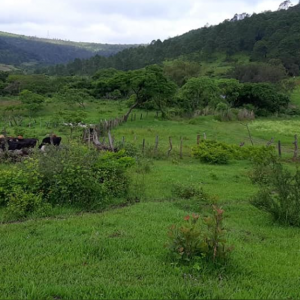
[{"x1": 1, "y1": 92, "x2": 300, "y2": 299}]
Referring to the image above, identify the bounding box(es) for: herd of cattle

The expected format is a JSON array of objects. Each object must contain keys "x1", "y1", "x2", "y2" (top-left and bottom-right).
[{"x1": 0, "y1": 135, "x2": 62, "y2": 152}]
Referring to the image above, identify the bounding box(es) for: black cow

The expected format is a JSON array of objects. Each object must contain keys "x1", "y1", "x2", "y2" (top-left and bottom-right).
[
  {"x1": 39, "y1": 137, "x2": 62, "y2": 149},
  {"x1": 0, "y1": 138, "x2": 38, "y2": 151}
]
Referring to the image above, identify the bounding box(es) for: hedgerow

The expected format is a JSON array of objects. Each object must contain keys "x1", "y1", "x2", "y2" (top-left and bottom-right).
[
  {"x1": 192, "y1": 140, "x2": 276, "y2": 165},
  {"x1": 0, "y1": 145, "x2": 135, "y2": 220}
]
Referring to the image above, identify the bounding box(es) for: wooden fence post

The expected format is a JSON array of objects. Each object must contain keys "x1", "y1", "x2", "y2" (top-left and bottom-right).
[
  {"x1": 293, "y1": 135, "x2": 298, "y2": 160},
  {"x1": 140, "y1": 113, "x2": 143, "y2": 120},
  {"x1": 278, "y1": 140, "x2": 282, "y2": 157}
]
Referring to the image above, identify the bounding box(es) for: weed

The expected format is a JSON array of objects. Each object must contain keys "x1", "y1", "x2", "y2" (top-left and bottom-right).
[
  {"x1": 251, "y1": 164, "x2": 300, "y2": 227},
  {"x1": 166, "y1": 205, "x2": 232, "y2": 265}
]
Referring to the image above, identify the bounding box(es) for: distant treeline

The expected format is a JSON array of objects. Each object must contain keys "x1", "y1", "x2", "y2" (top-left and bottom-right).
[
  {"x1": 39, "y1": 4, "x2": 300, "y2": 76},
  {"x1": 0, "y1": 33, "x2": 138, "y2": 66}
]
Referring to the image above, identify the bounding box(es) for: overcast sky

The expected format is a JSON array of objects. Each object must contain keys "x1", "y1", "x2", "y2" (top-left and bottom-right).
[{"x1": 0, "y1": 0, "x2": 298, "y2": 44}]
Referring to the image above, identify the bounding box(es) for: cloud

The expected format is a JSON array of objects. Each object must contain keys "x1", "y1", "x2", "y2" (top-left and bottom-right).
[{"x1": 0, "y1": 0, "x2": 297, "y2": 44}]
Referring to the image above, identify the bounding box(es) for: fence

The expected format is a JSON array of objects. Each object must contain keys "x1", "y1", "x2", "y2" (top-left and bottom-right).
[{"x1": 81, "y1": 128, "x2": 300, "y2": 161}]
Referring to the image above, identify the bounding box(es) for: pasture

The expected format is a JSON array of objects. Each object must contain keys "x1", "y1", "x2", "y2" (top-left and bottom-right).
[{"x1": 1, "y1": 92, "x2": 300, "y2": 299}]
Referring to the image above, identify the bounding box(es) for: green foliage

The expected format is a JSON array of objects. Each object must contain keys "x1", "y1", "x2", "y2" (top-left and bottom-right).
[
  {"x1": 192, "y1": 140, "x2": 235, "y2": 164},
  {"x1": 0, "y1": 31, "x2": 136, "y2": 67},
  {"x1": 179, "y1": 77, "x2": 221, "y2": 113},
  {"x1": 251, "y1": 164, "x2": 300, "y2": 227},
  {"x1": 0, "y1": 145, "x2": 135, "y2": 218},
  {"x1": 167, "y1": 205, "x2": 232, "y2": 264},
  {"x1": 192, "y1": 140, "x2": 276, "y2": 165},
  {"x1": 229, "y1": 63, "x2": 287, "y2": 84},
  {"x1": 236, "y1": 83, "x2": 290, "y2": 114},
  {"x1": 163, "y1": 60, "x2": 201, "y2": 87},
  {"x1": 6, "y1": 188, "x2": 49, "y2": 220},
  {"x1": 217, "y1": 79, "x2": 242, "y2": 104},
  {"x1": 59, "y1": 110, "x2": 87, "y2": 124},
  {"x1": 19, "y1": 89, "x2": 45, "y2": 114},
  {"x1": 57, "y1": 88, "x2": 93, "y2": 109},
  {"x1": 43, "y1": 5, "x2": 300, "y2": 76},
  {"x1": 172, "y1": 182, "x2": 209, "y2": 200}
]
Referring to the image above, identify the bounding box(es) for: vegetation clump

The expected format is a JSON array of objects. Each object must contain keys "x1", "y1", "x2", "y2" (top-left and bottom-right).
[
  {"x1": 192, "y1": 140, "x2": 276, "y2": 165},
  {"x1": 0, "y1": 145, "x2": 135, "y2": 220},
  {"x1": 251, "y1": 162, "x2": 300, "y2": 227},
  {"x1": 167, "y1": 205, "x2": 233, "y2": 265}
]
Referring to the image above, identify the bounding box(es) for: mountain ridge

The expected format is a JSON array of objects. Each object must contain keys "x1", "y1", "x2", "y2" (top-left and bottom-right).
[{"x1": 0, "y1": 30, "x2": 139, "y2": 67}]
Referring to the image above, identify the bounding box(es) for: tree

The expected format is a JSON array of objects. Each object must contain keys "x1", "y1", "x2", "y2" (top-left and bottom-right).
[
  {"x1": 179, "y1": 77, "x2": 221, "y2": 113},
  {"x1": 236, "y1": 83, "x2": 289, "y2": 113},
  {"x1": 217, "y1": 79, "x2": 242, "y2": 106},
  {"x1": 58, "y1": 89, "x2": 92, "y2": 109},
  {"x1": 163, "y1": 60, "x2": 201, "y2": 87},
  {"x1": 229, "y1": 63, "x2": 287, "y2": 83},
  {"x1": 19, "y1": 90, "x2": 45, "y2": 115}
]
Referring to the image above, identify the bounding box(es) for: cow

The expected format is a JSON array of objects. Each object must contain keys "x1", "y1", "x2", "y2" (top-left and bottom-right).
[
  {"x1": 0, "y1": 138, "x2": 38, "y2": 151},
  {"x1": 38, "y1": 136, "x2": 62, "y2": 149}
]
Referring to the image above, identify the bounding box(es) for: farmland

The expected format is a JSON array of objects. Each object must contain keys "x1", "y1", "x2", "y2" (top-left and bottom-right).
[{"x1": 1, "y1": 88, "x2": 300, "y2": 299}]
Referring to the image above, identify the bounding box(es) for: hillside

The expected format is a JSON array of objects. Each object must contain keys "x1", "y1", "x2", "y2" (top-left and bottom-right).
[
  {"x1": 0, "y1": 31, "x2": 138, "y2": 67},
  {"x1": 46, "y1": 4, "x2": 300, "y2": 76}
]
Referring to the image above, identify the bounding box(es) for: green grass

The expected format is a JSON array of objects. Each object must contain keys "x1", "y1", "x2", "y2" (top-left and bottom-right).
[
  {"x1": 2, "y1": 98, "x2": 300, "y2": 299},
  {"x1": 1, "y1": 199, "x2": 300, "y2": 299}
]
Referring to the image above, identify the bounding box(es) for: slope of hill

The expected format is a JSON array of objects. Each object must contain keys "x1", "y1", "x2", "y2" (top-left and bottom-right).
[
  {"x1": 47, "y1": 4, "x2": 300, "y2": 76},
  {"x1": 0, "y1": 31, "x2": 138, "y2": 67}
]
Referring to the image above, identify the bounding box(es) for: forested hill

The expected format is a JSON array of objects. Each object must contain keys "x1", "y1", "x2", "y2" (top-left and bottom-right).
[
  {"x1": 44, "y1": 4, "x2": 300, "y2": 76},
  {"x1": 0, "y1": 31, "x2": 138, "y2": 66}
]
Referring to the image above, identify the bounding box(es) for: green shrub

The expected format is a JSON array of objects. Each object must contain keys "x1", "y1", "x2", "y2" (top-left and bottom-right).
[
  {"x1": 0, "y1": 159, "x2": 42, "y2": 205},
  {"x1": 0, "y1": 144, "x2": 135, "y2": 219},
  {"x1": 249, "y1": 147, "x2": 278, "y2": 185},
  {"x1": 192, "y1": 140, "x2": 276, "y2": 165},
  {"x1": 166, "y1": 205, "x2": 232, "y2": 264},
  {"x1": 6, "y1": 188, "x2": 49, "y2": 220},
  {"x1": 172, "y1": 183, "x2": 209, "y2": 200},
  {"x1": 115, "y1": 141, "x2": 140, "y2": 158},
  {"x1": 192, "y1": 140, "x2": 238, "y2": 164},
  {"x1": 251, "y1": 164, "x2": 300, "y2": 227}
]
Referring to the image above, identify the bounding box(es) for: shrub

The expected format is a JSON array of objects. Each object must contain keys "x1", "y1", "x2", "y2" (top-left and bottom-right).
[
  {"x1": 249, "y1": 147, "x2": 278, "y2": 185},
  {"x1": 251, "y1": 164, "x2": 300, "y2": 227},
  {"x1": 6, "y1": 188, "x2": 49, "y2": 220},
  {"x1": 0, "y1": 144, "x2": 135, "y2": 219},
  {"x1": 166, "y1": 205, "x2": 232, "y2": 264},
  {"x1": 192, "y1": 140, "x2": 239, "y2": 164},
  {"x1": 192, "y1": 140, "x2": 276, "y2": 165},
  {"x1": 172, "y1": 183, "x2": 209, "y2": 200}
]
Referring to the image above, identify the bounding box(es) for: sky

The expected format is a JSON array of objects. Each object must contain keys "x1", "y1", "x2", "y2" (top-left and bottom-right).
[{"x1": 0, "y1": 0, "x2": 298, "y2": 44}]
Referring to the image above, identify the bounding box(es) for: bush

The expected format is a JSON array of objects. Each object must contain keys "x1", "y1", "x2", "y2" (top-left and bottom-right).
[
  {"x1": 251, "y1": 164, "x2": 300, "y2": 227},
  {"x1": 172, "y1": 183, "x2": 209, "y2": 200},
  {"x1": 249, "y1": 147, "x2": 278, "y2": 185},
  {"x1": 192, "y1": 140, "x2": 239, "y2": 164},
  {"x1": 6, "y1": 188, "x2": 50, "y2": 220},
  {"x1": 0, "y1": 145, "x2": 135, "y2": 219},
  {"x1": 166, "y1": 205, "x2": 232, "y2": 264},
  {"x1": 192, "y1": 140, "x2": 276, "y2": 165}
]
